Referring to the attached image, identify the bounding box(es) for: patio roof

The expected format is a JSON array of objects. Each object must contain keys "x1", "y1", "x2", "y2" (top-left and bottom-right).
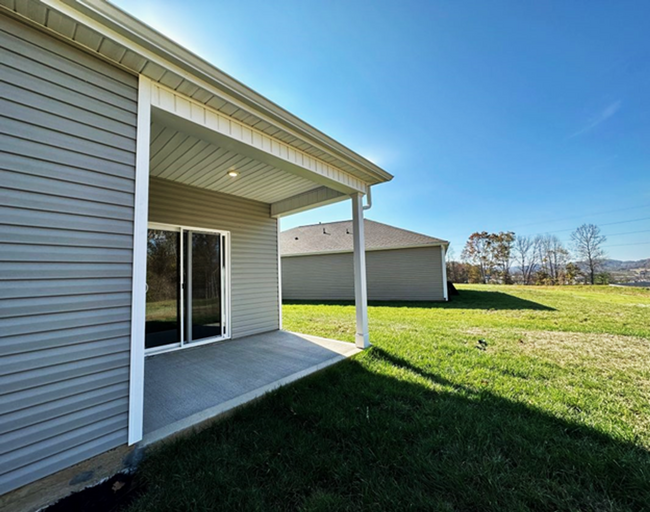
[{"x1": 142, "y1": 331, "x2": 360, "y2": 445}]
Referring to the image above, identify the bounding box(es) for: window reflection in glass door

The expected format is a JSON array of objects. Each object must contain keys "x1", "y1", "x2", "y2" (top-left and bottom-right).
[
  {"x1": 187, "y1": 232, "x2": 222, "y2": 342},
  {"x1": 145, "y1": 229, "x2": 181, "y2": 350}
]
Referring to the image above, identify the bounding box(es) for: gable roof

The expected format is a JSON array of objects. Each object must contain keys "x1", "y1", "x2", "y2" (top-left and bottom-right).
[{"x1": 280, "y1": 220, "x2": 448, "y2": 256}]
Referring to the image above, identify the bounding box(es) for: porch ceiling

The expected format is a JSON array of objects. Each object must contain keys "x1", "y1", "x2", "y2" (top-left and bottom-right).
[{"x1": 150, "y1": 121, "x2": 322, "y2": 204}]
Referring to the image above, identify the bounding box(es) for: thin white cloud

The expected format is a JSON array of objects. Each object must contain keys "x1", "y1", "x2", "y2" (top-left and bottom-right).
[{"x1": 569, "y1": 100, "x2": 622, "y2": 138}]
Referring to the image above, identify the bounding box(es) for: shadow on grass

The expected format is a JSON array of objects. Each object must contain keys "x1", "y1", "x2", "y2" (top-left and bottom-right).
[
  {"x1": 126, "y1": 348, "x2": 648, "y2": 512},
  {"x1": 284, "y1": 289, "x2": 555, "y2": 311}
]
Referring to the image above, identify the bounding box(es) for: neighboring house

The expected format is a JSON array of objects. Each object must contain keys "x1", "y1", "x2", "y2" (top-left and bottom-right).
[
  {"x1": 281, "y1": 220, "x2": 449, "y2": 301},
  {"x1": 0, "y1": 1, "x2": 392, "y2": 508}
]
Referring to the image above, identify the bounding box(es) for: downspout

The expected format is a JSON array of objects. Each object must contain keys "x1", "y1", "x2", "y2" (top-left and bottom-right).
[{"x1": 362, "y1": 186, "x2": 372, "y2": 210}]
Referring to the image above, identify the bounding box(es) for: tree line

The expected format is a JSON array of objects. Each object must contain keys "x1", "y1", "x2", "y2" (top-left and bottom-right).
[{"x1": 447, "y1": 223, "x2": 608, "y2": 285}]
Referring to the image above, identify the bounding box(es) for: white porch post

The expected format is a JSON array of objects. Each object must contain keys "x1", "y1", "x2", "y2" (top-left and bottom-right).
[
  {"x1": 277, "y1": 218, "x2": 283, "y2": 330},
  {"x1": 127, "y1": 75, "x2": 152, "y2": 445},
  {"x1": 351, "y1": 193, "x2": 370, "y2": 348}
]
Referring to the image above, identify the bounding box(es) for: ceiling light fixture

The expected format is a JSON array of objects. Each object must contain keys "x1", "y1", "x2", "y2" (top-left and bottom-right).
[{"x1": 228, "y1": 170, "x2": 239, "y2": 177}]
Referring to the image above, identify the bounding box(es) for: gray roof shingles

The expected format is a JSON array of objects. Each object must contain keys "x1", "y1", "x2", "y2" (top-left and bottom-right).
[{"x1": 280, "y1": 219, "x2": 448, "y2": 256}]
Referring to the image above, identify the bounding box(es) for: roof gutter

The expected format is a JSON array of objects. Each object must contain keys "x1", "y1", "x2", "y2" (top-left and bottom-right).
[{"x1": 363, "y1": 186, "x2": 372, "y2": 211}]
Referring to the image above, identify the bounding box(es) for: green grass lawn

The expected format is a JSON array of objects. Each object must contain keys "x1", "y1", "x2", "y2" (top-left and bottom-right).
[{"x1": 128, "y1": 285, "x2": 650, "y2": 511}]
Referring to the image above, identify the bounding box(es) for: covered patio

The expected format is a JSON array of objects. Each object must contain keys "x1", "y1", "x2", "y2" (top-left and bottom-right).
[
  {"x1": 125, "y1": 76, "x2": 393, "y2": 447},
  {"x1": 142, "y1": 331, "x2": 360, "y2": 445},
  {"x1": 132, "y1": 79, "x2": 381, "y2": 445}
]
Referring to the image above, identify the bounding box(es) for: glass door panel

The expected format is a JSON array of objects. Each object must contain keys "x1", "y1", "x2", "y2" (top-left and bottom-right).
[
  {"x1": 188, "y1": 231, "x2": 223, "y2": 342},
  {"x1": 145, "y1": 229, "x2": 181, "y2": 350}
]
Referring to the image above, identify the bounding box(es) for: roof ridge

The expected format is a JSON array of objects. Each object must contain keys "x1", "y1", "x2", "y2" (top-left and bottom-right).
[
  {"x1": 280, "y1": 219, "x2": 448, "y2": 258},
  {"x1": 363, "y1": 219, "x2": 445, "y2": 242},
  {"x1": 281, "y1": 219, "x2": 445, "y2": 242},
  {"x1": 281, "y1": 219, "x2": 356, "y2": 232}
]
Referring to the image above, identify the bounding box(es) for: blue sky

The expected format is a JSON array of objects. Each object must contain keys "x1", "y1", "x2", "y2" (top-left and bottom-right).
[{"x1": 114, "y1": 0, "x2": 650, "y2": 260}]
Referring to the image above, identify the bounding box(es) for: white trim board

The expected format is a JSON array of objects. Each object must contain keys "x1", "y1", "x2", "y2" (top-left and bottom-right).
[
  {"x1": 127, "y1": 74, "x2": 152, "y2": 446},
  {"x1": 277, "y1": 218, "x2": 283, "y2": 330},
  {"x1": 351, "y1": 193, "x2": 369, "y2": 349},
  {"x1": 441, "y1": 245, "x2": 449, "y2": 301}
]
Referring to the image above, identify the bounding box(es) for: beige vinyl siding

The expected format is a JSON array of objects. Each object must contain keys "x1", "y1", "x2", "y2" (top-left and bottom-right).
[
  {"x1": 368, "y1": 246, "x2": 444, "y2": 301},
  {"x1": 282, "y1": 246, "x2": 445, "y2": 301},
  {"x1": 0, "y1": 14, "x2": 137, "y2": 495},
  {"x1": 148, "y1": 178, "x2": 280, "y2": 338},
  {"x1": 283, "y1": 253, "x2": 354, "y2": 301}
]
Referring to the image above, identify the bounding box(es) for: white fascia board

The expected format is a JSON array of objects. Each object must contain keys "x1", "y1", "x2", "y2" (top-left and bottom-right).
[{"x1": 41, "y1": 0, "x2": 392, "y2": 185}]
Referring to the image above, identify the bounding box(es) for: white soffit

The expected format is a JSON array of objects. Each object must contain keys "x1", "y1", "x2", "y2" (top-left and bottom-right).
[
  {"x1": 150, "y1": 123, "x2": 323, "y2": 204},
  {"x1": 149, "y1": 83, "x2": 369, "y2": 195}
]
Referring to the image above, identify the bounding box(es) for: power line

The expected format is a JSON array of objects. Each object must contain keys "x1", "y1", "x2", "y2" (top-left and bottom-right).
[
  {"x1": 506, "y1": 203, "x2": 650, "y2": 229},
  {"x1": 522, "y1": 216, "x2": 650, "y2": 238},
  {"x1": 601, "y1": 216, "x2": 650, "y2": 227},
  {"x1": 604, "y1": 229, "x2": 650, "y2": 237},
  {"x1": 603, "y1": 241, "x2": 650, "y2": 248},
  {"x1": 446, "y1": 215, "x2": 650, "y2": 247}
]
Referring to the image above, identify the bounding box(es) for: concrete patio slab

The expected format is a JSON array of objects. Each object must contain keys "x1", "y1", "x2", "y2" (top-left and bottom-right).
[{"x1": 142, "y1": 330, "x2": 360, "y2": 445}]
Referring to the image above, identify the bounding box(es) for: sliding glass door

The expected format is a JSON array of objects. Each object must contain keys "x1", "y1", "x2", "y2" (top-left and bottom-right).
[
  {"x1": 145, "y1": 224, "x2": 229, "y2": 353},
  {"x1": 186, "y1": 231, "x2": 223, "y2": 343}
]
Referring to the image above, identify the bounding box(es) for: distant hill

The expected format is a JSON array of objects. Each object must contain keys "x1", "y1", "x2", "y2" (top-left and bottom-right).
[
  {"x1": 600, "y1": 259, "x2": 650, "y2": 271},
  {"x1": 510, "y1": 258, "x2": 650, "y2": 273}
]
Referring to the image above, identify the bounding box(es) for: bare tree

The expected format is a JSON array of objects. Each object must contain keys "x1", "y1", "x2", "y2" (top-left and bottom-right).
[
  {"x1": 445, "y1": 246, "x2": 467, "y2": 283},
  {"x1": 514, "y1": 235, "x2": 538, "y2": 284},
  {"x1": 447, "y1": 260, "x2": 471, "y2": 283},
  {"x1": 571, "y1": 224, "x2": 607, "y2": 285},
  {"x1": 536, "y1": 235, "x2": 568, "y2": 285}
]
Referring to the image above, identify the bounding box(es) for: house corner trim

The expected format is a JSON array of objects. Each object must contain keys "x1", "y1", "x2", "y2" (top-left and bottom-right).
[{"x1": 128, "y1": 75, "x2": 152, "y2": 445}]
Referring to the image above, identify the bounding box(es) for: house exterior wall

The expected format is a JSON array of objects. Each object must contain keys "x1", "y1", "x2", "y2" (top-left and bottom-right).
[
  {"x1": 148, "y1": 178, "x2": 280, "y2": 339},
  {"x1": 0, "y1": 14, "x2": 137, "y2": 495},
  {"x1": 282, "y1": 246, "x2": 445, "y2": 301}
]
